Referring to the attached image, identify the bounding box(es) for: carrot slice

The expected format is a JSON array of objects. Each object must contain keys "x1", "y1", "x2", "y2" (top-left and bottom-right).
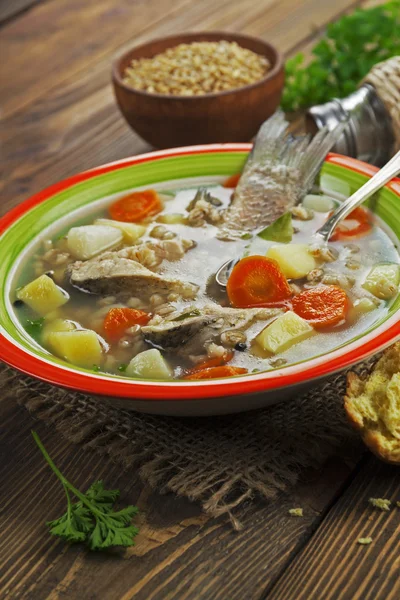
[
  {"x1": 223, "y1": 173, "x2": 241, "y2": 188},
  {"x1": 292, "y1": 285, "x2": 349, "y2": 328},
  {"x1": 109, "y1": 190, "x2": 162, "y2": 222},
  {"x1": 329, "y1": 206, "x2": 372, "y2": 241},
  {"x1": 227, "y1": 255, "x2": 292, "y2": 308},
  {"x1": 103, "y1": 307, "x2": 151, "y2": 341},
  {"x1": 188, "y1": 351, "x2": 234, "y2": 374},
  {"x1": 184, "y1": 366, "x2": 248, "y2": 380}
]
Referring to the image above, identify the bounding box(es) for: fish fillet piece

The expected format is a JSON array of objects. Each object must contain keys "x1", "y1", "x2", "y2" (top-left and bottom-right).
[
  {"x1": 219, "y1": 110, "x2": 347, "y2": 238},
  {"x1": 142, "y1": 304, "x2": 282, "y2": 353},
  {"x1": 186, "y1": 188, "x2": 223, "y2": 227},
  {"x1": 117, "y1": 238, "x2": 195, "y2": 270},
  {"x1": 142, "y1": 315, "x2": 217, "y2": 351},
  {"x1": 68, "y1": 252, "x2": 199, "y2": 299},
  {"x1": 203, "y1": 304, "x2": 281, "y2": 328}
]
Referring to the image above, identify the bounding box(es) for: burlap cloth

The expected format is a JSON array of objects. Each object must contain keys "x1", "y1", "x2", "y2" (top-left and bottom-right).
[{"x1": 1, "y1": 356, "x2": 376, "y2": 529}]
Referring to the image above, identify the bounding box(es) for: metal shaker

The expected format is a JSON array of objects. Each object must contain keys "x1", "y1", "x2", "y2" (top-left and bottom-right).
[{"x1": 306, "y1": 56, "x2": 400, "y2": 166}]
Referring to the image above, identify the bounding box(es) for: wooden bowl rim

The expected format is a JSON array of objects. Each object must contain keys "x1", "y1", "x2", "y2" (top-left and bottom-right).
[{"x1": 112, "y1": 31, "x2": 284, "y2": 101}]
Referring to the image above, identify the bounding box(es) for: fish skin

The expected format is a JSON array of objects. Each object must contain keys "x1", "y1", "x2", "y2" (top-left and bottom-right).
[
  {"x1": 67, "y1": 252, "x2": 198, "y2": 299},
  {"x1": 141, "y1": 304, "x2": 282, "y2": 354},
  {"x1": 221, "y1": 162, "x2": 300, "y2": 234},
  {"x1": 219, "y1": 110, "x2": 347, "y2": 238},
  {"x1": 142, "y1": 315, "x2": 216, "y2": 351}
]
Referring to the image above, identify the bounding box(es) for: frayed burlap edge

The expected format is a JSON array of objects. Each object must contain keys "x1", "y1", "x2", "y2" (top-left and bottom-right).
[{"x1": 1, "y1": 359, "x2": 374, "y2": 529}]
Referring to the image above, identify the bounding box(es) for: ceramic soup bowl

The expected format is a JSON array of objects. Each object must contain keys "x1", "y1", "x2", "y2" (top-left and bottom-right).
[{"x1": 1, "y1": 147, "x2": 399, "y2": 416}]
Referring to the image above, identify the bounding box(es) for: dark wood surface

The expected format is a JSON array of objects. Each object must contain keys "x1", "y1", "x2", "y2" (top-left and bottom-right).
[
  {"x1": 0, "y1": 0, "x2": 39, "y2": 24},
  {"x1": 1, "y1": 1, "x2": 399, "y2": 598}
]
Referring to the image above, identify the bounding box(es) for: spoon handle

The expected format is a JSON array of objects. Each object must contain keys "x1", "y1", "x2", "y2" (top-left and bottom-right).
[{"x1": 316, "y1": 148, "x2": 400, "y2": 242}]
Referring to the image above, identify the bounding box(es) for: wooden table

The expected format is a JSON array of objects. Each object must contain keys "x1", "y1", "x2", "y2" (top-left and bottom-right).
[{"x1": 1, "y1": 1, "x2": 399, "y2": 598}]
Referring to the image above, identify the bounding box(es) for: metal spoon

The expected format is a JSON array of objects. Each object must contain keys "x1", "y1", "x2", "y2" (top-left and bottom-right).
[{"x1": 216, "y1": 148, "x2": 400, "y2": 288}]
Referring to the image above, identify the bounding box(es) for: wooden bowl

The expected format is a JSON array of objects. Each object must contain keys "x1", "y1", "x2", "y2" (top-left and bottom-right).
[{"x1": 112, "y1": 32, "x2": 284, "y2": 148}]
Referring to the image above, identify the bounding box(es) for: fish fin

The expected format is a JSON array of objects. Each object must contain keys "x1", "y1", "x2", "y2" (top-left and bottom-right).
[
  {"x1": 247, "y1": 109, "x2": 348, "y2": 195},
  {"x1": 299, "y1": 120, "x2": 348, "y2": 191},
  {"x1": 249, "y1": 109, "x2": 291, "y2": 165}
]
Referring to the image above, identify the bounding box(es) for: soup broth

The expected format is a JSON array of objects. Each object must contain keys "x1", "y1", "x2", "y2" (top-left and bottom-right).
[{"x1": 13, "y1": 181, "x2": 400, "y2": 381}]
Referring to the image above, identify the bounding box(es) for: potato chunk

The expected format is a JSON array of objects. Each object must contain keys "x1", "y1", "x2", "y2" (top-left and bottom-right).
[
  {"x1": 302, "y1": 194, "x2": 335, "y2": 212},
  {"x1": 94, "y1": 219, "x2": 146, "y2": 244},
  {"x1": 47, "y1": 329, "x2": 103, "y2": 368},
  {"x1": 255, "y1": 311, "x2": 314, "y2": 354},
  {"x1": 362, "y1": 263, "x2": 400, "y2": 300},
  {"x1": 353, "y1": 297, "x2": 379, "y2": 313},
  {"x1": 156, "y1": 213, "x2": 187, "y2": 225},
  {"x1": 42, "y1": 318, "x2": 76, "y2": 344},
  {"x1": 17, "y1": 274, "x2": 69, "y2": 316},
  {"x1": 67, "y1": 225, "x2": 123, "y2": 260},
  {"x1": 266, "y1": 244, "x2": 317, "y2": 279},
  {"x1": 126, "y1": 348, "x2": 172, "y2": 380}
]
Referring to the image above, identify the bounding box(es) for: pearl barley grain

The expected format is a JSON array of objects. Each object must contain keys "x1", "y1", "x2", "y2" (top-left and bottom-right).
[{"x1": 123, "y1": 41, "x2": 270, "y2": 96}]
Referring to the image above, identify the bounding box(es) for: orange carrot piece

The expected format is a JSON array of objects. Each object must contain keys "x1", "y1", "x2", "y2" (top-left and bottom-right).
[
  {"x1": 292, "y1": 285, "x2": 349, "y2": 328},
  {"x1": 184, "y1": 366, "x2": 248, "y2": 380},
  {"x1": 103, "y1": 307, "x2": 151, "y2": 341},
  {"x1": 329, "y1": 206, "x2": 372, "y2": 241},
  {"x1": 109, "y1": 189, "x2": 162, "y2": 222},
  {"x1": 223, "y1": 173, "x2": 241, "y2": 188},
  {"x1": 227, "y1": 255, "x2": 292, "y2": 308},
  {"x1": 188, "y1": 351, "x2": 234, "y2": 374}
]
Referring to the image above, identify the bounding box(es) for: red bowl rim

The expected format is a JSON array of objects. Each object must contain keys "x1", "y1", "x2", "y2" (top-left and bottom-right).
[
  {"x1": 1, "y1": 145, "x2": 400, "y2": 402},
  {"x1": 112, "y1": 31, "x2": 284, "y2": 101}
]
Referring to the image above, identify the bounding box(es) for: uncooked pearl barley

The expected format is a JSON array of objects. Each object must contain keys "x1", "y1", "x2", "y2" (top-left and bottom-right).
[{"x1": 123, "y1": 41, "x2": 270, "y2": 96}]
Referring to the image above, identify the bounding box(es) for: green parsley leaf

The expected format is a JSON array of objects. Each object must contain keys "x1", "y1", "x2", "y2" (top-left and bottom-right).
[
  {"x1": 258, "y1": 212, "x2": 293, "y2": 243},
  {"x1": 92, "y1": 365, "x2": 101, "y2": 373},
  {"x1": 88, "y1": 512, "x2": 139, "y2": 550},
  {"x1": 84, "y1": 481, "x2": 120, "y2": 512},
  {"x1": 25, "y1": 318, "x2": 45, "y2": 340},
  {"x1": 32, "y1": 431, "x2": 139, "y2": 550},
  {"x1": 48, "y1": 503, "x2": 93, "y2": 543},
  {"x1": 281, "y1": 1, "x2": 400, "y2": 112},
  {"x1": 118, "y1": 364, "x2": 128, "y2": 373}
]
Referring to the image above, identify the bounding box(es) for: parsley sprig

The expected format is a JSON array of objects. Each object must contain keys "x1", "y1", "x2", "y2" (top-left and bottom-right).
[
  {"x1": 32, "y1": 431, "x2": 139, "y2": 550},
  {"x1": 25, "y1": 318, "x2": 45, "y2": 340},
  {"x1": 282, "y1": 1, "x2": 400, "y2": 112}
]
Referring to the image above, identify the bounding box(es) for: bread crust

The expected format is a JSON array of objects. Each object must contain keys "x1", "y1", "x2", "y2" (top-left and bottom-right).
[{"x1": 344, "y1": 343, "x2": 400, "y2": 465}]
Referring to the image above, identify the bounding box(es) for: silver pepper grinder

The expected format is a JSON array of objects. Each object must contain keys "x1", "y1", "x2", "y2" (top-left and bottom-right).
[{"x1": 306, "y1": 56, "x2": 400, "y2": 167}]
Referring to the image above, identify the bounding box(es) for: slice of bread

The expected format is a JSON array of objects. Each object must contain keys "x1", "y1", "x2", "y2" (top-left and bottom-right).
[{"x1": 344, "y1": 343, "x2": 400, "y2": 464}]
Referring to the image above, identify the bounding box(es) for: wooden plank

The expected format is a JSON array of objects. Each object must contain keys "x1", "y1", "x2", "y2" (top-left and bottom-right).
[
  {"x1": 1, "y1": 1, "x2": 390, "y2": 599},
  {"x1": 0, "y1": 0, "x2": 362, "y2": 119},
  {"x1": 0, "y1": 0, "x2": 40, "y2": 25},
  {"x1": 265, "y1": 457, "x2": 400, "y2": 600},
  {"x1": 0, "y1": 393, "x2": 359, "y2": 600},
  {"x1": 0, "y1": 0, "x2": 363, "y2": 216},
  {"x1": 0, "y1": 394, "x2": 202, "y2": 598},
  {"x1": 0, "y1": 0, "x2": 195, "y2": 119}
]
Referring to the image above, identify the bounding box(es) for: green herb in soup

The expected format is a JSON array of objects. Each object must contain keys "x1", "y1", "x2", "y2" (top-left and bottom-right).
[{"x1": 12, "y1": 112, "x2": 400, "y2": 381}]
